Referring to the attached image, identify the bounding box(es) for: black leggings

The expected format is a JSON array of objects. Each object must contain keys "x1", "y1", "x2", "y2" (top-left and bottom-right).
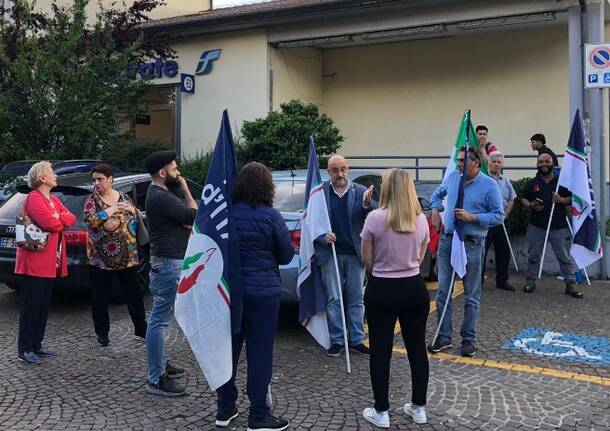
[
  {"x1": 364, "y1": 274, "x2": 430, "y2": 411},
  {"x1": 89, "y1": 265, "x2": 147, "y2": 338}
]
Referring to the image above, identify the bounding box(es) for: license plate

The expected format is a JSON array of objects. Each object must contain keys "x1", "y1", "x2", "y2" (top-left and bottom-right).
[{"x1": 1, "y1": 237, "x2": 16, "y2": 249}]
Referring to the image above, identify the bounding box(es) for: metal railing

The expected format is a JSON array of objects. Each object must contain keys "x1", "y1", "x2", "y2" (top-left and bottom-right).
[{"x1": 345, "y1": 153, "x2": 564, "y2": 181}]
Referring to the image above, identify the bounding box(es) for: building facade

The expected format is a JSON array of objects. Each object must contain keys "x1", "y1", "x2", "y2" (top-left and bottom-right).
[{"x1": 139, "y1": 0, "x2": 608, "y2": 180}]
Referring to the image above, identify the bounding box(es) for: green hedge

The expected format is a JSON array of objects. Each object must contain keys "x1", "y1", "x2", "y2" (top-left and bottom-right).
[{"x1": 508, "y1": 177, "x2": 531, "y2": 235}]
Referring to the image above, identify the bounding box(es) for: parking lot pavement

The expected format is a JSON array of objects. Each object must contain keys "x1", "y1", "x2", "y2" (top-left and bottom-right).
[{"x1": 0, "y1": 274, "x2": 609, "y2": 431}]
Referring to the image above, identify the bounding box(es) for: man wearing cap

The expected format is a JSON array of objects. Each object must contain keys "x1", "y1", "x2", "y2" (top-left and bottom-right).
[{"x1": 144, "y1": 150, "x2": 197, "y2": 397}]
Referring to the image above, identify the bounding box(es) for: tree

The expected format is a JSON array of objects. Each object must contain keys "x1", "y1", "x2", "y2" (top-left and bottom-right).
[
  {"x1": 239, "y1": 99, "x2": 343, "y2": 170},
  {"x1": 0, "y1": 0, "x2": 173, "y2": 164}
]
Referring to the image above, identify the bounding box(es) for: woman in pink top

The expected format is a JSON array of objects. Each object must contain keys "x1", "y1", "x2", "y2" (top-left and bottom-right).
[{"x1": 360, "y1": 169, "x2": 430, "y2": 428}]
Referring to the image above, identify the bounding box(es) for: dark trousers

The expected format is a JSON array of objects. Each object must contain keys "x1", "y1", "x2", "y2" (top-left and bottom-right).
[
  {"x1": 217, "y1": 295, "x2": 280, "y2": 425},
  {"x1": 483, "y1": 222, "x2": 510, "y2": 285},
  {"x1": 18, "y1": 275, "x2": 55, "y2": 355},
  {"x1": 89, "y1": 265, "x2": 147, "y2": 337},
  {"x1": 365, "y1": 274, "x2": 430, "y2": 411}
]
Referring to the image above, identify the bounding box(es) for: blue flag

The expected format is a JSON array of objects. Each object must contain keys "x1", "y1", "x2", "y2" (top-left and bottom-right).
[
  {"x1": 174, "y1": 109, "x2": 242, "y2": 390},
  {"x1": 297, "y1": 137, "x2": 331, "y2": 349}
]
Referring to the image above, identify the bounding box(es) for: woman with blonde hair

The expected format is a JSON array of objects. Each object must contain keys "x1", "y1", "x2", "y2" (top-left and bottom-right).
[
  {"x1": 15, "y1": 161, "x2": 76, "y2": 364},
  {"x1": 360, "y1": 169, "x2": 430, "y2": 428}
]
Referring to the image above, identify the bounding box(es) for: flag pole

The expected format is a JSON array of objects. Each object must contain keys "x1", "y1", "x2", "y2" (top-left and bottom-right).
[
  {"x1": 431, "y1": 270, "x2": 456, "y2": 346},
  {"x1": 565, "y1": 216, "x2": 591, "y2": 286},
  {"x1": 331, "y1": 243, "x2": 351, "y2": 374},
  {"x1": 501, "y1": 222, "x2": 519, "y2": 271},
  {"x1": 538, "y1": 181, "x2": 560, "y2": 279}
]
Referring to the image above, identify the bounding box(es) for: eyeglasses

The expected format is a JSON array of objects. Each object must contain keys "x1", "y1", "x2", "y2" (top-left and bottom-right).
[{"x1": 329, "y1": 167, "x2": 348, "y2": 174}]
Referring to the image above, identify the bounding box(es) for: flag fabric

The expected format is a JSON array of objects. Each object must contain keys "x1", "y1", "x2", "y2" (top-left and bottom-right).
[
  {"x1": 449, "y1": 111, "x2": 474, "y2": 278},
  {"x1": 442, "y1": 111, "x2": 488, "y2": 183},
  {"x1": 441, "y1": 111, "x2": 487, "y2": 225},
  {"x1": 558, "y1": 109, "x2": 603, "y2": 269},
  {"x1": 297, "y1": 137, "x2": 332, "y2": 349},
  {"x1": 174, "y1": 109, "x2": 242, "y2": 391}
]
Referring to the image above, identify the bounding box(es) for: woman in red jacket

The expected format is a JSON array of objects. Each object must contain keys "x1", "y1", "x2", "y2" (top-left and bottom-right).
[{"x1": 15, "y1": 161, "x2": 76, "y2": 365}]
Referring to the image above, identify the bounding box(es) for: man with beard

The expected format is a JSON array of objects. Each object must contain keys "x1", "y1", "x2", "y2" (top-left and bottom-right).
[
  {"x1": 144, "y1": 150, "x2": 198, "y2": 396},
  {"x1": 521, "y1": 153, "x2": 583, "y2": 298},
  {"x1": 317, "y1": 154, "x2": 375, "y2": 357}
]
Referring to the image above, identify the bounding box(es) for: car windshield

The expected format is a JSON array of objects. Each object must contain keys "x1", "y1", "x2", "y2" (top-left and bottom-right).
[{"x1": 274, "y1": 180, "x2": 307, "y2": 213}]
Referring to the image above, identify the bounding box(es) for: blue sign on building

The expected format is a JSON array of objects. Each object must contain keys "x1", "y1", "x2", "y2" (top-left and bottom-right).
[
  {"x1": 502, "y1": 327, "x2": 610, "y2": 366},
  {"x1": 589, "y1": 74, "x2": 599, "y2": 83},
  {"x1": 180, "y1": 74, "x2": 195, "y2": 94}
]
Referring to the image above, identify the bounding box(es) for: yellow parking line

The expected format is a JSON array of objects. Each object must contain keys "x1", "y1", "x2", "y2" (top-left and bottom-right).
[
  {"x1": 390, "y1": 347, "x2": 610, "y2": 387},
  {"x1": 364, "y1": 280, "x2": 610, "y2": 388}
]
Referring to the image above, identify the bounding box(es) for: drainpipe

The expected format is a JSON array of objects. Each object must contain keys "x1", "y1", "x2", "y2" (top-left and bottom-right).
[{"x1": 583, "y1": 0, "x2": 606, "y2": 278}]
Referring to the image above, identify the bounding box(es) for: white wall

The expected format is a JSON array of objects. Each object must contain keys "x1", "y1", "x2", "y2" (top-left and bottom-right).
[
  {"x1": 319, "y1": 26, "x2": 570, "y2": 178},
  {"x1": 152, "y1": 29, "x2": 269, "y2": 157}
]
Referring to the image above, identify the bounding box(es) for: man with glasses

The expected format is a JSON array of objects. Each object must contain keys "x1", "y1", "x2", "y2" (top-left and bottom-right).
[
  {"x1": 316, "y1": 155, "x2": 375, "y2": 357},
  {"x1": 429, "y1": 147, "x2": 503, "y2": 357}
]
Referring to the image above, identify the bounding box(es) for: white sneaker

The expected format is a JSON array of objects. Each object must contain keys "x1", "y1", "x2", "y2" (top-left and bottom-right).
[
  {"x1": 362, "y1": 407, "x2": 390, "y2": 428},
  {"x1": 404, "y1": 403, "x2": 427, "y2": 424}
]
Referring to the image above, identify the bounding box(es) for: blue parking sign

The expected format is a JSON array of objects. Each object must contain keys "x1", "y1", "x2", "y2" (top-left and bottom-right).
[
  {"x1": 588, "y1": 74, "x2": 599, "y2": 83},
  {"x1": 604, "y1": 73, "x2": 610, "y2": 83},
  {"x1": 180, "y1": 74, "x2": 195, "y2": 94}
]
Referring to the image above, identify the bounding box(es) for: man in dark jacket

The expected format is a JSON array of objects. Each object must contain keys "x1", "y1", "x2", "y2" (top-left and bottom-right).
[
  {"x1": 316, "y1": 155, "x2": 375, "y2": 357},
  {"x1": 144, "y1": 151, "x2": 197, "y2": 397},
  {"x1": 530, "y1": 133, "x2": 559, "y2": 167}
]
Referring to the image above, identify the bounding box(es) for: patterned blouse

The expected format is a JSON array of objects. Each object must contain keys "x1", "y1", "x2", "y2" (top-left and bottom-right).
[{"x1": 84, "y1": 191, "x2": 139, "y2": 270}]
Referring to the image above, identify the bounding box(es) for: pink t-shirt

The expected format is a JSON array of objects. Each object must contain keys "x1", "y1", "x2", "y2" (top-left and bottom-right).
[{"x1": 360, "y1": 210, "x2": 429, "y2": 278}]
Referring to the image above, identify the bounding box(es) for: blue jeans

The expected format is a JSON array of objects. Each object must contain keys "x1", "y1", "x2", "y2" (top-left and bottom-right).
[
  {"x1": 146, "y1": 256, "x2": 182, "y2": 384},
  {"x1": 435, "y1": 235, "x2": 484, "y2": 343},
  {"x1": 321, "y1": 254, "x2": 365, "y2": 346}
]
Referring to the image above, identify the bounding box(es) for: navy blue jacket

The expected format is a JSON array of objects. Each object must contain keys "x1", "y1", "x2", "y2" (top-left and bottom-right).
[
  {"x1": 233, "y1": 202, "x2": 294, "y2": 297},
  {"x1": 314, "y1": 181, "x2": 376, "y2": 266}
]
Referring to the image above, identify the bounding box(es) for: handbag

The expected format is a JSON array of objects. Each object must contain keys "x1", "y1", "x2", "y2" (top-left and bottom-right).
[
  {"x1": 15, "y1": 194, "x2": 50, "y2": 251},
  {"x1": 136, "y1": 211, "x2": 150, "y2": 247}
]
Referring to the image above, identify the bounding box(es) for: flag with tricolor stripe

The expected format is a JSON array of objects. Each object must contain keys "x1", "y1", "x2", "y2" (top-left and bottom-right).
[
  {"x1": 558, "y1": 109, "x2": 603, "y2": 269},
  {"x1": 449, "y1": 111, "x2": 473, "y2": 278},
  {"x1": 297, "y1": 137, "x2": 332, "y2": 349},
  {"x1": 441, "y1": 110, "x2": 488, "y2": 225},
  {"x1": 174, "y1": 109, "x2": 242, "y2": 390}
]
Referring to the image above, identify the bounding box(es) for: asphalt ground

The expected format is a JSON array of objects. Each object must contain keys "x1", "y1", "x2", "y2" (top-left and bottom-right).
[{"x1": 0, "y1": 272, "x2": 609, "y2": 430}]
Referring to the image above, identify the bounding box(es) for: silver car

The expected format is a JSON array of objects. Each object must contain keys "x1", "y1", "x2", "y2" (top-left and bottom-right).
[{"x1": 273, "y1": 169, "x2": 436, "y2": 304}]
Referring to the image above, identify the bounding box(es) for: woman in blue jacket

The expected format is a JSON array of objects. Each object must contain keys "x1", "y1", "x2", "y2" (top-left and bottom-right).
[{"x1": 216, "y1": 162, "x2": 294, "y2": 431}]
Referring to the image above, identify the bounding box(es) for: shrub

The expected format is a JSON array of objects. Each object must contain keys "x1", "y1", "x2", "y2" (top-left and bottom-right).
[
  {"x1": 102, "y1": 138, "x2": 172, "y2": 172},
  {"x1": 508, "y1": 177, "x2": 531, "y2": 235},
  {"x1": 238, "y1": 99, "x2": 343, "y2": 170},
  {"x1": 179, "y1": 150, "x2": 214, "y2": 184}
]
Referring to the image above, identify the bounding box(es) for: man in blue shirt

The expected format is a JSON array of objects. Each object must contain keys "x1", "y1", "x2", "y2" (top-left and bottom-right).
[{"x1": 428, "y1": 147, "x2": 504, "y2": 357}]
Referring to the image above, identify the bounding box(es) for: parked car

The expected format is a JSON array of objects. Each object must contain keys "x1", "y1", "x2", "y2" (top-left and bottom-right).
[
  {"x1": 0, "y1": 172, "x2": 203, "y2": 299},
  {"x1": 0, "y1": 160, "x2": 124, "y2": 208},
  {"x1": 273, "y1": 169, "x2": 438, "y2": 304}
]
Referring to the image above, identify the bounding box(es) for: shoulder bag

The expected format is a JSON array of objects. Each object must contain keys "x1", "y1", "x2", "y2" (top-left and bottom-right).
[{"x1": 15, "y1": 193, "x2": 50, "y2": 251}]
